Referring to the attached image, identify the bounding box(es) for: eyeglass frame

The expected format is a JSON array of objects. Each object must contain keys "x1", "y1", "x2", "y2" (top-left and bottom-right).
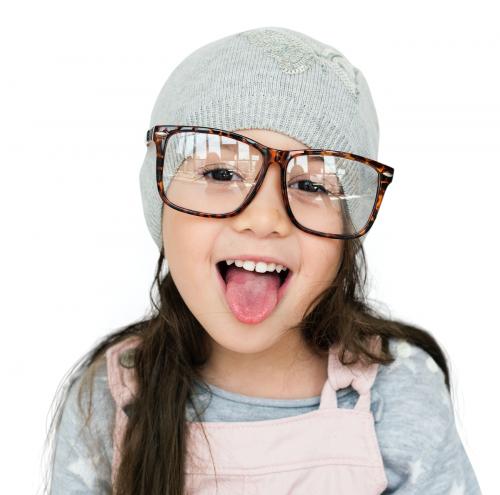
[{"x1": 146, "y1": 125, "x2": 394, "y2": 240}]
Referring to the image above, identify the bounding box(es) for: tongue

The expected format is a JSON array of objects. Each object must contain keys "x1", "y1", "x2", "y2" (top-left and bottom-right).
[{"x1": 224, "y1": 266, "x2": 281, "y2": 323}]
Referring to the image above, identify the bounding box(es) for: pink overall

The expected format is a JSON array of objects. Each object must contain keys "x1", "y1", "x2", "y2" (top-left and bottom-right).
[{"x1": 106, "y1": 335, "x2": 388, "y2": 494}]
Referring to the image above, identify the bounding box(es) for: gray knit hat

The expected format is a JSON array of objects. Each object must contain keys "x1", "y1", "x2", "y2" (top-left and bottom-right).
[{"x1": 139, "y1": 26, "x2": 380, "y2": 252}]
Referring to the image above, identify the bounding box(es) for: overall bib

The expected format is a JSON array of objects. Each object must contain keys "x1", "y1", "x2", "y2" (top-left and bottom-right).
[{"x1": 106, "y1": 335, "x2": 388, "y2": 494}]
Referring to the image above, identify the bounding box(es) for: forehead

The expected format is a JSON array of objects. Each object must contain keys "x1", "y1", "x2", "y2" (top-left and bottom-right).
[{"x1": 233, "y1": 128, "x2": 309, "y2": 150}]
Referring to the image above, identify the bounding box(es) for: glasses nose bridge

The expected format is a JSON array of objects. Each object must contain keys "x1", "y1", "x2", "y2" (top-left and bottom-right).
[{"x1": 264, "y1": 148, "x2": 289, "y2": 173}]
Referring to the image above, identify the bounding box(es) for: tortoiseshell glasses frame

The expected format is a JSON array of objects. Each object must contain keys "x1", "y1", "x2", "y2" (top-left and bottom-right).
[{"x1": 146, "y1": 125, "x2": 395, "y2": 240}]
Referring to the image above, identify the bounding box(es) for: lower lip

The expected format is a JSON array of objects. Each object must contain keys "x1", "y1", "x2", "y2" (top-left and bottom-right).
[{"x1": 214, "y1": 264, "x2": 294, "y2": 309}]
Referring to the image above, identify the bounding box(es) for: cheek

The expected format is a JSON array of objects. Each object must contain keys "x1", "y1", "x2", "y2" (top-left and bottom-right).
[
  {"x1": 162, "y1": 208, "x2": 220, "y2": 298},
  {"x1": 300, "y1": 239, "x2": 343, "y2": 288},
  {"x1": 163, "y1": 208, "x2": 212, "y2": 263},
  {"x1": 290, "y1": 240, "x2": 343, "y2": 320}
]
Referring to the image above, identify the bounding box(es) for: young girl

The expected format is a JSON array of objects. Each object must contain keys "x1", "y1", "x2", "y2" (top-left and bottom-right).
[{"x1": 44, "y1": 26, "x2": 482, "y2": 494}]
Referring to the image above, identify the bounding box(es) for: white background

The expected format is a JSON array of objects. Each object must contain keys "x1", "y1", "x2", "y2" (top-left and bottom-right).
[{"x1": 1, "y1": 1, "x2": 497, "y2": 493}]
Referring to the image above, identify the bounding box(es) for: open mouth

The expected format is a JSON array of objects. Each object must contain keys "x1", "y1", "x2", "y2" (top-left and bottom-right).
[
  {"x1": 214, "y1": 260, "x2": 295, "y2": 323},
  {"x1": 216, "y1": 261, "x2": 291, "y2": 287}
]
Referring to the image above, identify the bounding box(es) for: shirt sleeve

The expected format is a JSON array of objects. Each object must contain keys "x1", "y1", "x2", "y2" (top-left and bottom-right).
[
  {"x1": 374, "y1": 338, "x2": 483, "y2": 495},
  {"x1": 49, "y1": 358, "x2": 115, "y2": 495}
]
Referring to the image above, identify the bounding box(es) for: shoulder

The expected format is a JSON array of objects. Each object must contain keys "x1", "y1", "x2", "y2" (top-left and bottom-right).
[
  {"x1": 51, "y1": 354, "x2": 116, "y2": 493},
  {"x1": 376, "y1": 336, "x2": 449, "y2": 391},
  {"x1": 369, "y1": 343, "x2": 482, "y2": 493},
  {"x1": 61, "y1": 353, "x2": 116, "y2": 437},
  {"x1": 372, "y1": 337, "x2": 453, "y2": 449},
  {"x1": 58, "y1": 336, "x2": 142, "y2": 446},
  {"x1": 375, "y1": 337, "x2": 450, "y2": 400}
]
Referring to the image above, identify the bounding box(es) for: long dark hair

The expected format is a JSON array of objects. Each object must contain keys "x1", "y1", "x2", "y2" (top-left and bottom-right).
[{"x1": 42, "y1": 236, "x2": 450, "y2": 494}]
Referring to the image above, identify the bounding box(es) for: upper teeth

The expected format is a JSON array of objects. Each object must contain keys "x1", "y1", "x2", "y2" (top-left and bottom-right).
[{"x1": 225, "y1": 259, "x2": 288, "y2": 274}]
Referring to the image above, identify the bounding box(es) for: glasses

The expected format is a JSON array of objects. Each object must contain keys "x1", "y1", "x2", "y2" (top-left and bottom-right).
[{"x1": 146, "y1": 125, "x2": 394, "y2": 240}]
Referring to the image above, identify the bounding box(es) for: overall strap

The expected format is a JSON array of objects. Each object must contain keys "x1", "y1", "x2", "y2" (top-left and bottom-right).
[
  {"x1": 321, "y1": 335, "x2": 382, "y2": 412},
  {"x1": 105, "y1": 335, "x2": 141, "y2": 491}
]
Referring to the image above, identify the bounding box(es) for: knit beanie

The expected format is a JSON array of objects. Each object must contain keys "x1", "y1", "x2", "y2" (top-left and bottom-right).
[{"x1": 139, "y1": 26, "x2": 380, "y2": 252}]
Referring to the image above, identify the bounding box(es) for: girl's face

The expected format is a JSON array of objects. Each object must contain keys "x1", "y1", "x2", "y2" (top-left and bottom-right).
[{"x1": 162, "y1": 129, "x2": 343, "y2": 360}]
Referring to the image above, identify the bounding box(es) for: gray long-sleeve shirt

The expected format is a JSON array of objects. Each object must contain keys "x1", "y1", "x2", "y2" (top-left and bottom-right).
[{"x1": 49, "y1": 337, "x2": 482, "y2": 494}]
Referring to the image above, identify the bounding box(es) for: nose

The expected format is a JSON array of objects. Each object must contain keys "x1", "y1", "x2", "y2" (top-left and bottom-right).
[{"x1": 230, "y1": 161, "x2": 293, "y2": 238}]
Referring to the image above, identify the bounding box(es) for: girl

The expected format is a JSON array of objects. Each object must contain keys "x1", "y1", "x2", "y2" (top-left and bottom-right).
[{"x1": 44, "y1": 27, "x2": 482, "y2": 494}]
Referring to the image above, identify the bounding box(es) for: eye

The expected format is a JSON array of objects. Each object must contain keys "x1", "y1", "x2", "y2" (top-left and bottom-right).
[
  {"x1": 289, "y1": 179, "x2": 329, "y2": 194},
  {"x1": 201, "y1": 166, "x2": 244, "y2": 182}
]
